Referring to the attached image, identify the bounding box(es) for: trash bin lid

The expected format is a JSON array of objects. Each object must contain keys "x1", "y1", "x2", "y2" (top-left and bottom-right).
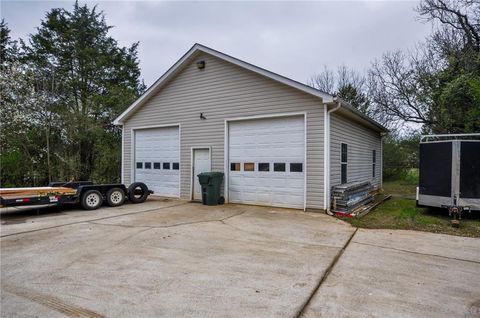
[
  {"x1": 198, "y1": 172, "x2": 224, "y2": 177},
  {"x1": 197, "y1": 173, "x2": 211, "y2": 184},
  {"x1": 198, "y1": 172, "x2": 223, "y2": 185},
  {"x1": 208, "y1": 172, "x2": 224, "y2": 178}
]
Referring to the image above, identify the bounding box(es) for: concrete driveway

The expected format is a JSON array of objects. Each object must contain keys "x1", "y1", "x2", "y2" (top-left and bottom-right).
[{"x1": 1, "y1": 198, "x2": 479, "y2": 317}]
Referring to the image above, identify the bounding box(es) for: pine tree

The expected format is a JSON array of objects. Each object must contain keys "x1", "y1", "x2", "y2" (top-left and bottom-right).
[{"x1": 24, "y1": 1, "x2": 145, "y2": 182}]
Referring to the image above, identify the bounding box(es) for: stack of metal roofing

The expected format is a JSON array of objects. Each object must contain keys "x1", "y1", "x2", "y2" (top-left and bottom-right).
[{"x1": 331, "y1": 181, "x2": 374, "y2": 213}]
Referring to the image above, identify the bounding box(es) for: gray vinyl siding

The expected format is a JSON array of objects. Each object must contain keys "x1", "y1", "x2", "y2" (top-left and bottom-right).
[
  {"x1": 330, "y1": 113, "x2": 382, "y2": 188},
  {"x1": 122, "y1": 52, "x2": 325, "y2": 209}
]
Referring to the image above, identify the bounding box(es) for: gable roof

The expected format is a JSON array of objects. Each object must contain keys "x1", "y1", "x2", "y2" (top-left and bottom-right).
[
  {"x1": 114, "y1": 43, "x2": 334, "y2": 125},
  {"x1": 113, "y1": 43, "x2": 387, "y2": 133}
]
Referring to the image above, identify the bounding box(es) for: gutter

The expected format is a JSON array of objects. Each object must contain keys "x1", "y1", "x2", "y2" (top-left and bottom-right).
[{"x1": 324, "y1": 100, "x2": 342, "y2": 215}]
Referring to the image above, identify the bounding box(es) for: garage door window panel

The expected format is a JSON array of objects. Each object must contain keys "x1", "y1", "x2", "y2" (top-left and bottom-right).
[
  {"x1": 290, "y1": 163, "x2": 303, "y2": 172},
  {"x1": 244, "y1": 163, "x2": 255, "y2": 171},
  {"x1": 230, "y1": 163, "x2": 241, "y2": 171},
  {"x1": 136, "y1": 162, "x2": 143, "y2": 169},
  {"x1": 274, "y1": 163, "x2": 286, "y2": 172},
  {"x1": 144, "y1": 162, "x2": 152, "y2": 169},
  {"x1": 173, "y1": 162, "x2": 179, "y2": 170},
  {"x1": 258, "y1": 163, "x2": 270, "y2": 171},
  {"x1": 163, "y1": 162, "x2": 170, "y2": 170},
  {"x1": 153, "y1": 162, "x2": 161, "y2": 169}
]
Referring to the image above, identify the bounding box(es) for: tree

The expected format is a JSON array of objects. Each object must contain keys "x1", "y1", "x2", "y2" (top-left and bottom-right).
[
  {"x1": 23, "y1": 1, "x2": 144, "y2": 182},
  {"x1": 1, "y1": 2, "x2": 145, "y2": 187},
  {"x1": 382, "y1": 133, "x2": 421, "y2": 181},
  {"x1": 367, "y1": 48, "x2": 439, "y2": 128},
  {"x1": 368, "y1": 0, "x2": 480, "y2": 133},
  {"x1": 309, "y1": 65, "x2": 370, "y2": 114},
  {"x1": 0, "y1": 19, "x2": 18, "y2": 64},
  {"x1": 417, "y1": 0, "x2": 479, "y2": 59},
  {"x1": 0, "y1": 62, "x2": 48, "y2": 186}
]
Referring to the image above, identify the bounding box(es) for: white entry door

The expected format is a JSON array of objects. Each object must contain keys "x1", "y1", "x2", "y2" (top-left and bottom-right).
[
  {"x1": 193, "y1": 148, "x2": 211, "y2": 200},
  {"x1": 134, "y1": 126, "x2": 180, "y2": 197},
  {"x1": 228, "y1": 116, "x2": 305, "y2": 208}
]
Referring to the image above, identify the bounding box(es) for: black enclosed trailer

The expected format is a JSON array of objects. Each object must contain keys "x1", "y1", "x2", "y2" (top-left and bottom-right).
[
  {"x1": 0, "y1": 181, "x2": 152, "y2": 211},
  {"x1": 417, "y1": 134, "x2": 480, "y2": 219}
]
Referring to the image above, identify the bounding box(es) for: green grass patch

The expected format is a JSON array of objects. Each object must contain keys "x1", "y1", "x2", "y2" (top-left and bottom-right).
[{"x1": 344, "y1": 177, "x2": 480, "y2": 238}]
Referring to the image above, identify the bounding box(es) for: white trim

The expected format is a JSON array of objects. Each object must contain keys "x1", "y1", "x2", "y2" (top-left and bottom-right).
[
  {"x1": 421, "y1": 133, "x2": 480, "y2": 143},
  {"x1": 121, "y1": 127, "x2": 124, "y2": 185},
  {"x1": 323, "y1": 105, "x2": 328, "y2": 210},
  {"x1": 380, "y1": 135, "x2": 384, "y2": 189},
  {"x1": 224, "y1": 120, "x2": 229, "y2": 203},
  {"x1": 130, "y1": 128, "x2": 135, "y2": 184},
  {"x1": 224, "y1": 112, "x2": 307, "y2": 209},
  {"x1": 303, "y1": 113, "x2": 307, "y2": 212},
  {"x1": 224, "y1": 111, "x2": 307, "y2": 122},
  {"x1": 325, "y1": 102, "x2": 342, "y2": 212},
  {"x1": 179, "y1": 124, "x2": 182, "y2": 197},
  {"x1": 131, "y1": 123, "x2": 181, "y2": 198},
  {"x1": 113, "y1": 43, "x2": 333, "y2": 125},
  {"x1": 129, "y1": 123, "x2": 181, "y2": 131},
  {"x1": 190, "y1": 146, "x2": 212, "y2": 200}
]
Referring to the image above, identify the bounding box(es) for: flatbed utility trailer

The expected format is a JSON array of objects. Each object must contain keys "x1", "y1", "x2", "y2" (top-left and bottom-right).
[
  {"x1": 417, "y1": 133, "x2": 480, "y2": 223},
  {"x1": 0, "y1": 181, "x2": 152, "y2": 210}
]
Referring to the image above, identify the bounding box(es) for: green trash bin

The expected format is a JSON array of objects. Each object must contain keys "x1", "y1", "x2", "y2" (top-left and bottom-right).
[{"x1": 197, "y1": 172, "x2": 224, "y2": 205}]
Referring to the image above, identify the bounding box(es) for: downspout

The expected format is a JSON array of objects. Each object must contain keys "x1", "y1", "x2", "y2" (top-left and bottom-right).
[
  {"x1": 325, "y1": 100, "x2": 342, "y2": 216},
  {"x1": 380, "y1": 132, "x2": 387, "y2": 190}
]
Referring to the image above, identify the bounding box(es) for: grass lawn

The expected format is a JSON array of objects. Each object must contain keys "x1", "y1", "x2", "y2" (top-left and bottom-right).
[{"x1": 346, "y1": 176, "x2": 480, "y2": 238}]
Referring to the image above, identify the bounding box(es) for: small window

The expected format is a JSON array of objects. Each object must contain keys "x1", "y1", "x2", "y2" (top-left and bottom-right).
[
  {"x1": 258, "y1": 163, "x2": 270, "y2": 172},
  {"x1": 153, "y1": 162, "x2": 161, "y2": 169},
  {"x1": 173, "y1": 162, "x2": 179, "y2": 170},
  {"x1": 341, "y1": 143, "x2": 348, "y2": 184},
  {"x1": 341, "y1": 143, "x2": 348, "y2": 163},
  {"x1": 244, "y1": 162, "x2": 255, "y2": 171},
  {"x1": 274, "y1": 163, "x2": 286, "y2": 172},
  {"x1": 341, "y1": 164, "x2": 347, "y2": 184},
  {"x1": 230, "y1": 163, "x2": 240, "y2": 171},
  {"x1": 136, "y1": 162, "x2": 143, "y2": 169},
  {"x1": 290, "y1": 163, "x2": 303, "y2": 172},
  {"x1": 163, "y1": 162, "x2": 170, "y2": 170},
  {"x1": 145, "y1": 162, "x2": 152, "y2": 169},
  {"x1": 372, "y1": 150, "x2": 376, "y2": 178}
]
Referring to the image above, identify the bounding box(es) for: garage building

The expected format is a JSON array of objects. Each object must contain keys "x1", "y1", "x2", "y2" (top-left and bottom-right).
[{"x1": 114, "y1": 44, "x2": 388, "y2": 211}]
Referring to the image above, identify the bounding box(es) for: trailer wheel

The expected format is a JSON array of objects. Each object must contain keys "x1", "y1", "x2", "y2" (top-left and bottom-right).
[
  {"x1": 128, "y1": 182, "x2": 149, "y2": 203},
  {"x1": 106, "y1": 188, "x2": 125, "y2": 207},
  {"x1": 81, "y1": 190, "x2": 103, "y2": 210}
]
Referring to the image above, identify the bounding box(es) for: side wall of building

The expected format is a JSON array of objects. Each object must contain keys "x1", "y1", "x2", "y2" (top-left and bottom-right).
[
  {"x1": 330, "y1": 113, "x2": 382, "y2": 189},
  {"x1": 122, "y1": 52, "x2": 326, "y2": 209}
]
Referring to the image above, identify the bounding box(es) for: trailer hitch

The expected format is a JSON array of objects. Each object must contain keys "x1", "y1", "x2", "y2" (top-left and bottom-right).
[{"x1": 443, "y1": 205, "x2": 471, "y2": 228}]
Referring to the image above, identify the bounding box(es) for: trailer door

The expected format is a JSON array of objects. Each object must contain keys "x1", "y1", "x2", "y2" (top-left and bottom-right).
[
  {"x1": 459, "y1": 141, "x2": 480, "y2": 210},
  {"x1": 419, "y1": 142, "x2": 452, "y2": 197}
]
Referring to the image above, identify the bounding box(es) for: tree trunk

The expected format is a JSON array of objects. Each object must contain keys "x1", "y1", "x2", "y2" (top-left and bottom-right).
[{"x1": 46, "y1": 126, "x2": 51, "y2": 183}]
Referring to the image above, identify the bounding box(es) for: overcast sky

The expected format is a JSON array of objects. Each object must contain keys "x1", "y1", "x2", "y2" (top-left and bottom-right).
[{"x1": 2, "y1": 0, "x2": 432, "y2": 87}]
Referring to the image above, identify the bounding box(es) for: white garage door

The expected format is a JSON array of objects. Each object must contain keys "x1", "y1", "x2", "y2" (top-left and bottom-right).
[
  {"x1": 228, "y1": 116, "x2": 305, "y2": 208},
  {"x1": 134, "y1": 126, "x2": 180, "y2": 197}
]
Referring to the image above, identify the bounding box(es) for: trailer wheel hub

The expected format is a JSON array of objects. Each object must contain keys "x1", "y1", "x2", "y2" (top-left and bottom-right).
[
  {"x1": 110, "y1": 191, "x2": 122, "y2": 204},
  {"x1": 86, "y1": 193, "x2": 100, "y2": 207}
]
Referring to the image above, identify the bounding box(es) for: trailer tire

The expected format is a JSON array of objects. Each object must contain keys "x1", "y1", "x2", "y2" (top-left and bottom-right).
[
  {"x1": 106, "y1": 188, "x2": 125, "y2": 207},
  {"x1": 81, "y1": 190, "x2": 103, "y2": 210},
  {"x1": 128, "y1": 182, "x2": 149, "y2": 203}
]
